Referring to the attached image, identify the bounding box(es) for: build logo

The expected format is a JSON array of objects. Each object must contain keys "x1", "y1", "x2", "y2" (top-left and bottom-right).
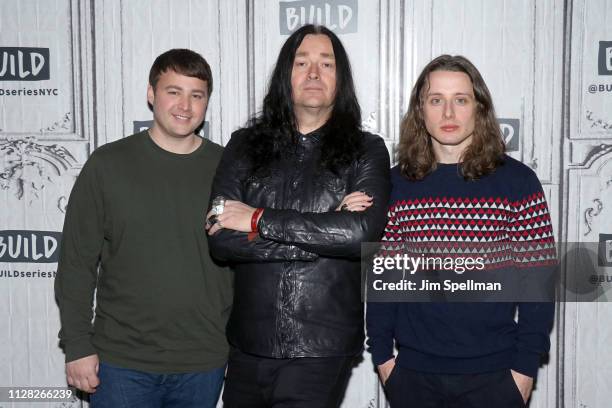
[
  {"x1": 498, "y1": 118, "x2": 519, "y2": 152},
  {"x1": 133, "y1": 120, "x2": 154, "y2": 134},
  {"x1": 133, "y1": 120, "x2": 210, "y2": 139},
  {"x1": 0, "y1": 47, "x2": 50, "y2": 81},
  {"x1": 0, "y1": 230, "x2": 61, "y2": 263},
  {"x1": 279, "y1": 0, "x2": 357, "y2": 34},
  {"x1": 599, "y1": 41, "x2": 612, "y2": 75},
  {"x1": 598, "y1": 233, "x2": 612, "y2": 267}
]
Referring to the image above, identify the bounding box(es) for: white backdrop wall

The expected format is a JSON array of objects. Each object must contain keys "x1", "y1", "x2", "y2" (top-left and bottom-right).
[{"x1": 0, "y1": 0, "x2": 611, "y2": 407}]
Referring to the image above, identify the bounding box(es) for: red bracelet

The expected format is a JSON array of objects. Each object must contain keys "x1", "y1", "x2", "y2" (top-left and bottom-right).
[{"x1": 251, "y1": 208, "x2": 264, "y2": 232}]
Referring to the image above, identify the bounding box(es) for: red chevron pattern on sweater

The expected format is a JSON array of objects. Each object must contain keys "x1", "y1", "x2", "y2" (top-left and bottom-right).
[{"x1": 383, "y1": 192, "x2": 556, "y2": 268}]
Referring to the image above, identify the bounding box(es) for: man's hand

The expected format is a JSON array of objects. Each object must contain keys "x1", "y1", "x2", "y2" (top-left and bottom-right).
[
  {"x1": 510, "y1": 369, "x2": 533, "y2": 404},
  {"x1": 377, "y1": 358, "x2": 396, "y2": 385},
  {"x1": 205, "y1": 191, "x2": 373, "y2": 235},
  {"x1": 206, "y1": 200, "x2": 257, "y2": 235},
  {"x1": 66, "y1": 354, "x2": 100, "y2": 393},
  {"x1": 336, "y1": 191, "x2": 373, "y2": 212}
]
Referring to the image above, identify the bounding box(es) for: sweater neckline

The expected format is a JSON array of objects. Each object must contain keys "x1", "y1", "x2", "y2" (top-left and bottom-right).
[
  {"x1": 142, "y1": 130, "x2": 207, "y2": 159},
  {"x1": 435, "y1": 162, "x2": 461, "y2": 170}
]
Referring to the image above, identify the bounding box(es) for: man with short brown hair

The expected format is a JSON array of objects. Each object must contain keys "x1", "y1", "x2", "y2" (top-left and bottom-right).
[{"x1": 55, "y1": 49, "x2": 231, "y2": 408}]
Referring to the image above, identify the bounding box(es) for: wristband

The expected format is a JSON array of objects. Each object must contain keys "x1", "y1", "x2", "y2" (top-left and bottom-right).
[{"x1": 251, "y1": 208, "x2": 264, "y2": 232}]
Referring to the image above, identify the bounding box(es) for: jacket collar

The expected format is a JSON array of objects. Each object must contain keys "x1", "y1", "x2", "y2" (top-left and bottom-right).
[{"x1": 298, "y1": 123, "x2": 328, "y2": 145}]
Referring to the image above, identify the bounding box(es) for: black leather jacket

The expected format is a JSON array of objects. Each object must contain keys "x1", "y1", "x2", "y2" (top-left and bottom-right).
[{"x1": 209, "y1": 127, "x2": 390, "y2": 358}]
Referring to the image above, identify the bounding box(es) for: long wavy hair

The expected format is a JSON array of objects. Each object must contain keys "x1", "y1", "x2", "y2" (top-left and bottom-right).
[
  {"x1": 242, "y1": 25, "x2": 362, "y2": 175},
  {"x1": 398, "y1": 55, "x2": 505, "y2": 180}
]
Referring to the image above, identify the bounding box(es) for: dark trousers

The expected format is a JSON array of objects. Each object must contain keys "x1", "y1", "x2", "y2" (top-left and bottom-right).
[
  {"x1": 384, "y1": 365, "x2": 526, "y2": 408},
  {"x1": 222, "y1": 348, "x2": 355, "y2": 408}
]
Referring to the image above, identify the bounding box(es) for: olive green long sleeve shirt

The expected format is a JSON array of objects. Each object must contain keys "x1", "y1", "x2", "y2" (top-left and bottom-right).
[{"x1": 55, "y1": 131, "x2": 232, "y2": 373}]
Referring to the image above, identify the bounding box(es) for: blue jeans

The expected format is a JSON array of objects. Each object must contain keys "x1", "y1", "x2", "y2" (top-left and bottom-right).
[{"x1": 90, "y1": 362, "x2": 224, "y2": 408}]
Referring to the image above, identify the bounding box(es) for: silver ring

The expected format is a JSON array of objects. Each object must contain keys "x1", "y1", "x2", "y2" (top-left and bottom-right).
[{"x1": 212, "y1": 196, "x2": 226, "y2": 215}]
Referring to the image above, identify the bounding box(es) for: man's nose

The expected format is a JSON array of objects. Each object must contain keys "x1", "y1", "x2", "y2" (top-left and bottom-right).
[
  {"x1": 178, "y1": 95, "x2": 191, "y2": 110},
  {"x1": 443, "y1": 101, "x2": 454, "y2": 118},
  {"x1": 307, "y1": 64, "x2": 320, "y2": 80}
]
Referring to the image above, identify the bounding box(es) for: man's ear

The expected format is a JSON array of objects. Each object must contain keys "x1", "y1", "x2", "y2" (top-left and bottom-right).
[{"x1": 147, "y1": 84, "x2": 155, "y2": 106}]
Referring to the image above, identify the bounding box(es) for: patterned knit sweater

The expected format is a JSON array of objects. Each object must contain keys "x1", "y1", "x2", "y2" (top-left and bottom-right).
[{"x1": 366, "y1": 155, "x2": 555, "y2": 378}]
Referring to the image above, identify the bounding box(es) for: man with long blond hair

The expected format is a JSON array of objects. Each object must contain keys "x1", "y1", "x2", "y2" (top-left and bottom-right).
[{"x1": 366, "y1": 55, "x2": 555, "y2": 407}]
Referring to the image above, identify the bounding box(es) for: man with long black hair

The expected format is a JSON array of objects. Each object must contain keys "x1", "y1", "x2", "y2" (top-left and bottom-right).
[{"x1": 206, "y1": 24, "x2": 390, "y2": 407}]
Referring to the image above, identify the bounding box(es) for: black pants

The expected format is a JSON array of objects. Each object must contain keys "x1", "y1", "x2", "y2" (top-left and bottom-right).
[
  {"x1": 222, "y1": 348, "x2": 355, "y2": 408},
  {"x1": 384, "y1": 365, "x2": 526, "y2": 408}
]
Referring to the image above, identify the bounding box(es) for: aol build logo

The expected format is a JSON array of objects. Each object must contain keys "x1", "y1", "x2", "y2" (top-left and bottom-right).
[
  {"x1": 279, "y1": 0, "x2": 357, "y2": 34},
  {"x1": 133, "y1": 120, "x2": 210, "y2": 139},
  {"x1": 599, "y1": 41, "x2": 612, "y2": 75},
  {"x1": 498, "y1": 118, "x2": 519, "y2": 152},
  {"x1": 0, "y1": 231, "x2": 61, "y2": 263},
  {"x1": 0, "y1": 47, "x2": 50, "y2": 81}
]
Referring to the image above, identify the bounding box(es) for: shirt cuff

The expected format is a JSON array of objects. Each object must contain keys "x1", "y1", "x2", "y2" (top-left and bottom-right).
[
  {"x1": 370, "y1": 344, "x2": 395, "y2": 366},
  {"x1": 512, "y1": 350, "x2": 542, "y2": 379},
  {"x1": 64, "y1": 336, "x2": 97, "y2": 363}
]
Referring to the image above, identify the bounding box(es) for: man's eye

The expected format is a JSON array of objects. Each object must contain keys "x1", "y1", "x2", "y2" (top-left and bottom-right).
[
  {"x1": 430, "y1": 98, "x2": 441, "y2": 105},
  {"x1": 455, "y1": 98, "x2": 467, "y2": 105},
  {"x1": 193, "y1": 94, "x2": 203, "y2": 99}
]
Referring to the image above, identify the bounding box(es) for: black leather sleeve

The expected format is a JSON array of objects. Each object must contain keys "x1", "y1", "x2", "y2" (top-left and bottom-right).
[
  {"x1": 207, "y1": 131, "x2": 318, "y2": 263},
  {"x1": 258, "y1": 133, "x2": 391, "y2": 259}
]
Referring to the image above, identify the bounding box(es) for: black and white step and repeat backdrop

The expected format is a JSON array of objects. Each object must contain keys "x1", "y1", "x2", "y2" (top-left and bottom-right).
[{"x1": 1, "y1": 0, "x2": 611, "y2": 407}]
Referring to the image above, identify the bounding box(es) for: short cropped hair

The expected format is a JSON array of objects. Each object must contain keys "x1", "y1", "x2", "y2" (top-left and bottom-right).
[{"x1": 148, "y1": 48, "x2": 213, "y2": 95}]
